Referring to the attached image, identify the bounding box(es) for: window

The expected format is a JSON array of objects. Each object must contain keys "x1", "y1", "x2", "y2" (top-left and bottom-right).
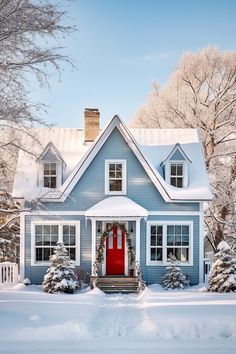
[
  {"x1": 32, "y1": 222, "x2": 80, "y2": 265},
  {"x1": 170, "y1": 163, "x2": 183, "y2": 188},
  {"x1": 105, "y1": 160, "x2": 127, "y2": 194},
  {"x1": 147, "y1": 222, "x2": 192, "y2": 265},
  {"x1": 43, "y1": 162, "x2": 57, "y2": 188},
  {"x1": 150, "y1": 225, "x2": 163, "y2": 261},
  {"x1": 166, "y1": 225, "x2": 190, "y2": 262}
]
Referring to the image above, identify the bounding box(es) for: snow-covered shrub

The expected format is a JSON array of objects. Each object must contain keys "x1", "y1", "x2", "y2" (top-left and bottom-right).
[
  {"x1": 23, "y1": 278, "x2": 31, "y2": 286},
  {"x1": 42, "y1": 242, "x2": 79, "y2": 294},
  {"x1": 208, "y1": 241, "x2": 236, "y2": 292},
  {"x1": 75, "y1": 267, "x2": 90, "y2": 288},
  {"x1": 162, "y1": 254, "x2": 189, "y2": 289}
]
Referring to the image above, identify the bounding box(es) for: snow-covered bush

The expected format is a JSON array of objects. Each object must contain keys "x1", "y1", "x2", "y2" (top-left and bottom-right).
[
  {"x1": 162, "y1": 254, "x2": 189, "y2": 289},
  {"x1": 208, "y1": 241, "x2": 236, "y2": 293},
  {"x1": 42, "y1": 242, "x2": 79, "y2": 294},
  {"x1": 23, "y1": 278, "x2": 31, "y2": 286}
]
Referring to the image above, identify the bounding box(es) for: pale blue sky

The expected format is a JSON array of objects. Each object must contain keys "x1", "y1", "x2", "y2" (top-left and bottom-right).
[{"x1": 31, "y1": 0, "x2": 236, "y2": 128}]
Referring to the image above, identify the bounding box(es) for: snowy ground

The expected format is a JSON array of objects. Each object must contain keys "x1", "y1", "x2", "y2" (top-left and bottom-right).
[{"x1": 0, "y1": 283, "x2": 236, "y2": 354}]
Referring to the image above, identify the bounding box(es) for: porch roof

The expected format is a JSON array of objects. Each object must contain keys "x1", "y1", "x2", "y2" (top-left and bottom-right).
[{"x1": 85, "y1": 196, "x2": 148, "y2": 218}]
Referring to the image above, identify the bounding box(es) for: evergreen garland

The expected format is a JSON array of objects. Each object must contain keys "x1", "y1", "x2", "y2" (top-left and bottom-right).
[{"x1": 93, "y1": 222, "x2": 135, "y2": 276}]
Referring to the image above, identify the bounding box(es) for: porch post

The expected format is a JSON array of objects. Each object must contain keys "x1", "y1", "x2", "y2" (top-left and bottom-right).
[
  {"x1": 91, "y1": 218, "x2": 96, "y2": 276},
  {"x1": 135, "y1": 218, "x2": 141, "y2": 266}
]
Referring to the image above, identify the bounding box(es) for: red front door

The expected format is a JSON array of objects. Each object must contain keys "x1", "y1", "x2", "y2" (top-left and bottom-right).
[{"x1": 106, "y1": 225, "x2": 125, "y2": 275}]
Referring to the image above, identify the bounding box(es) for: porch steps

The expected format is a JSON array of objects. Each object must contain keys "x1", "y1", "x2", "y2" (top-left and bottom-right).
[{"x1": 91, "y1": 276, "x2": 139, "y2": 294}]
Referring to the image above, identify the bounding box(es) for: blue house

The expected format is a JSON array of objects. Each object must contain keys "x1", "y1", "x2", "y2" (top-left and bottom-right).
[{"x1": 13, "y1": 109, "x2": 212, "y2": 289}]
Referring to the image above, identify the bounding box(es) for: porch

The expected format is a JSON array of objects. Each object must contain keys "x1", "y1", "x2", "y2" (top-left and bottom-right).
[{"x1": 85, "y1": 196, "x2": 148, "y2": 293}]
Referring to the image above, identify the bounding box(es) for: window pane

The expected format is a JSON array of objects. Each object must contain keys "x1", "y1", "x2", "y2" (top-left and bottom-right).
[
  {"x1": 70, "y1": 226, "x2": 76, "y2": 235},
  {"x1": 151, "y1": 226, "x2": 156, "y2": 235},
  {"x1": 175, "y1": 235, "x2": 181, "y2": 246},
  {"x1": 35, "y1": 235, "x2": 43, "y2": 246},
  {"x1": 116, "y1": 164, "x2": 122, "y2": 172},
  {"x1": 109, "y1": 179, "x2": 122, "y2": 191},
  {"x1": 156, "y1": 248, "x2": 163, "y2": 261},
  {"x1": 51, "y1": 225, "x2": 58, "y2": 235},
  {"x1": 167, "y1": 235, "x2": 174, "y2": 246},
  {"x1": 171, "y1": 164, "x2": 176, "y2": 176},
  {"x1": 68, "y1": 248, "x2": 76, "y2": 261},
  {"x1": 182, "y1": 235, "x2": 189, "y2": 246},
  {"x1": 43, "y1": 235, "x2": 50, "y2": 246},
  {"x1": 174, "y1": 248, "x2": 182, "y2": 261},
  {"x1": 63, "y1": 225, "x2": 69, "y2": 236},
  {"x1": 50, "y1": 177, "x2": 57, "y2": 188},
  {"x1": 170, "y1": 177, "x2": 177, "y2": 187},
  {"x1": 51, "y1": 163, "x2": 57, "y2": 175},
  {"x1": 51, "y1": 235, "x2": 58, "y2": 246},
  {"x1": 150, "y1": 235, "x2": 156, "y2": 246},
  {"x1": 44, "y1": 177, "x2": 50, "y2": 187},
  {"x1": 43, "y1": 225, "x2": 50, "y2": 235},
  {"x1": 108, "y1": 233, "x2": 113, "y2": 249},
  {"x1": 36, "y1": 248, "x2": 42, "y2": 261},
  {"x1": 117, "y1": 229, "x2": 122, "y2": 249},
  {"x1": 109, "y1": 171, "x2": 115, "y2": 178},
  {"x1": 175, "y1": 226, "x2": 181, "y2": 236},
  {"x1": 150, "y1": 248, "x2": 156, "y2": 261},
  {"x1": 177, "y1": 164, "x2": 183, "y2": 176},
  {"x1": 157, "y1": 226, "x2": 163, "y2": 235},
  {"x1": 116, "y1": 171, "x2": 122, "y2": 178},
  {"x1": 167, "y1": 225, "x2": 174, "y2": 235},
  {"x1": 63, "y1": 235, "x2": 69, "y2": 246},
  {"x1": 176, "y1": 178, "x2": 183, "y2": 188},
  {"x1": 44, "y1": 163, "x2": 50, "y2": 175},
  {"x1": 182, "y1": 226, "x2": 189, "y2": 235},
  {"x1": 181, "y1": 248, "x2": 189, "y2": 262},
  {"x1": 157, "y1": 236, "x2": 162, "y2": 246},
  {"x1": 43, "y1": 248, "x2": 51, "y2": 261},
  {"x1": 35, "y1": 225, "x2": 42, "y2": 235},
  {"x1": 167, "y1": 248, "x2": 174, "y2": 259},
  {"x1": 109, "y1": 164, "x2": 115, "y2": 171}
]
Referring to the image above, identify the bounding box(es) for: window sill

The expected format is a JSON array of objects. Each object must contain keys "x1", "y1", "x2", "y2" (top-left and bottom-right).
[{"x1": 146, "y1": 261, "x2": 193, "y2": 267}]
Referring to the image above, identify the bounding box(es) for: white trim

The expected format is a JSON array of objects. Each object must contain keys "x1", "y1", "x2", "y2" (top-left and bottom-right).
[
  {"x1": 102, "y1": 221, "x2": 129, "y2": 276},
  {"x1": 31, "y1": 220, "x2": 80, "y2": 266},
  {"x1": 105, "y1": 159, "x2": 127, "y2": 195},
  {"x1": 135, "y1": 219, "x2": 141, "y2": 265},
  {"x1": 146, "y1": 220, "x2": 194, "y2": 267},
  {"x1": 148, "y1": 211, "x2": 201, "y2": 216},
  {"x1": 199, "y1": 202, "x2": 204, "y2": 282},
  {"x1": 91, "y1": 219, "x2": 96, "y2": 276},
  {"x1": 20, "y1": 212, "x2": 25, "y2": 281},
  {"x1": 23, "y1": 211, "x2": 85, "y2": 216}
]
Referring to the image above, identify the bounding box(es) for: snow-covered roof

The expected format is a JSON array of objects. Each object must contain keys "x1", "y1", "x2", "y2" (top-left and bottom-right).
[
  {"x1": 85, "y1": 197, "x2": 148, "y2": 218},
  {"x1": 12, "y1": 116, "x2": 212, "y2": 202}
]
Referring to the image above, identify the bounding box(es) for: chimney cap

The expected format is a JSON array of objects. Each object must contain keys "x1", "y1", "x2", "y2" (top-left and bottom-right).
[{"x1": 84, "y1": 108, "x2": 99, "y2": 112}]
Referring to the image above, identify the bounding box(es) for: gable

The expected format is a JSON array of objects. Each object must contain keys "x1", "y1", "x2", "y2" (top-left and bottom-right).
[
  {"x1": 171, "y1": 149, "x2": 186, "y2": 161},
  {"x1": 43, "y1": 127, "x2": 199, "y2": 212},
  {"x1": 42, "y1": 149, "x2": 62, "y2": 162}
]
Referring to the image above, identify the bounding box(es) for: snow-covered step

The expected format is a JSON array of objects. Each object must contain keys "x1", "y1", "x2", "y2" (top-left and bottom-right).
[{"x1": 91, "y1": 276, "x2": 139, "y2": 294}]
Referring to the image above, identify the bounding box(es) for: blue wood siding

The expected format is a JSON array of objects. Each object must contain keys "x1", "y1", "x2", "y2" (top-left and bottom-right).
[{"x1": 170, "y1": 149, "x2": 186, "y2": 160}]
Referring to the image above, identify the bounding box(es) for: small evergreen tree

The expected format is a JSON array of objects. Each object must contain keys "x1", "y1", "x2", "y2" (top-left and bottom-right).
[
  {"x1": 42, "y1": 242, "x2": 79, "y2": 294},
  {"x1": 162, "y1": 254, "x2": 189, "y2": 289},
  {"x1": 208, "y1": 241, "x2": 236, "y2": 292}
]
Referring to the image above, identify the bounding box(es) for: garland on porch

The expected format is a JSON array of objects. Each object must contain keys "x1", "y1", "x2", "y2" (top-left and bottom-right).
[{"x1": 93, "y1": 222, "x2": 135, "y2": 276}]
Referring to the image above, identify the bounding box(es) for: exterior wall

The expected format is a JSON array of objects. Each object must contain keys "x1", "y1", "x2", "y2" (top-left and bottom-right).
[
  {"x1": 170, "y1": 149, "x2": 186, "y2": 160},
  {"x1": 23, "y1": 127, "x2": 201, "y2": 285}
]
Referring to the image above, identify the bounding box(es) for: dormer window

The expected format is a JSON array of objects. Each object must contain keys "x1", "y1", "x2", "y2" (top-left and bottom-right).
[
  {"x1": 161, "y1": 143, "x2": 191, "y2": 189},
  {"x1": 170, "y1": 163, "x2": 183, "y2": 188},
  {"x1": 37, "y1": 142, "x2": 65, "y2": 189},
  {"x1": 43, "y1": 162, "x2": 57, "y2": 188}
]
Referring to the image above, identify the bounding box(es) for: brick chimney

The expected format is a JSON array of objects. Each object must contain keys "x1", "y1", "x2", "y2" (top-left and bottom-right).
[{"x1": 84, "y1": 108, "x2": 100, "y2": 143}]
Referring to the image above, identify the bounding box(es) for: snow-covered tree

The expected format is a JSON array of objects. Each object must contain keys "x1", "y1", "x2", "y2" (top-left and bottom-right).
[
  {"x1": 162, "y1": 254, "x2": 189, "y2": 289},
  {"x1": 0, "y1": 1, "x2": 76, "y2": 259},
  {"x1": 131, "y1": 47, "x2": 236, "y2": 252},
  {"x1": 208, "y1": 241, "x2": 236, "y2": 292},
  {"x1": 42, "y1": 242, "x2": 79, "y2": 294}
]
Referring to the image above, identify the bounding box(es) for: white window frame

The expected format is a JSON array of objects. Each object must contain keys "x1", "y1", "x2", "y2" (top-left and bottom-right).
[
  {"x1": 39, "y1": 161, "x2": 63, "y2": 189},
  {"x1": 105, "y1": 159, "x2": 127, "y2": 195},
  {"x1": 165, "y1": 160, "x2": 188, "y2": 188},
  {"x1": 146, "y1": 220, "x2": 193, "y2": 266},
  {"x1": 31, "y1": 220, "x2": 80, "y2": 266}
]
